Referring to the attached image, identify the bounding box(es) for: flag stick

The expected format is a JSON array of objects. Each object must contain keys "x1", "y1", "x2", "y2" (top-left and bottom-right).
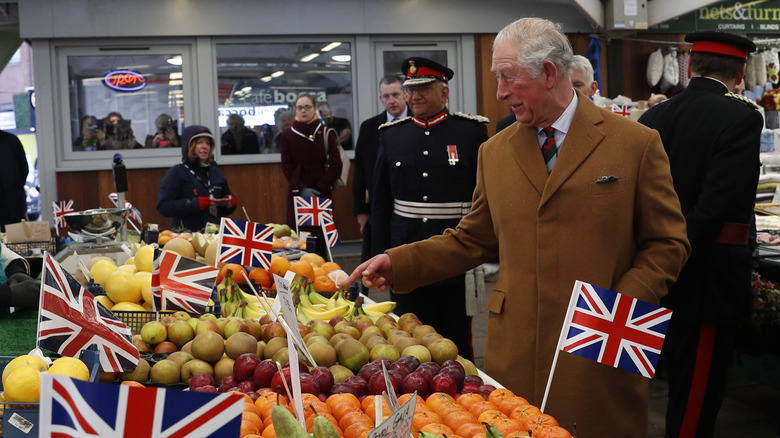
[
  {"x1": 242, "y1": 206, "x2": 251, "y2": 222},
  {"x1": 541, "y1": 280, "x2": 583, "y2": 412},
  {"x1": 321, "y1": 223, "x2": 334, "y2": 262}
]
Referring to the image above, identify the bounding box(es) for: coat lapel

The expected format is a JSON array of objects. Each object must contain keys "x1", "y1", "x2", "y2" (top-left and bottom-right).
[
  {"x1": 540, "y1": 98, "x2": 606, "y2": 206},
  {"x1": 507, "y1": 124, "x2": 550, "y2": 196}
]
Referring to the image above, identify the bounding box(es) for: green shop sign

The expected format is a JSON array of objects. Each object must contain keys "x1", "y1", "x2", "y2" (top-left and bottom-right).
[{"x1": 651, "y1": 1, "x2": 780, "y2": 33}]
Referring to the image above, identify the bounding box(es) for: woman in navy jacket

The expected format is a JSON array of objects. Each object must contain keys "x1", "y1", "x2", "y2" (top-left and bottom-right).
[{"x1": 157, "y1": 125, "x2": 237, "y2": 231}]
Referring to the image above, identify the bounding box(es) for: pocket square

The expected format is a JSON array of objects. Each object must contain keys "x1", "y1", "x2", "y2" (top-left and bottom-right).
[{"x1": 596, "y1": 175, "x2": 619, "y2": 184}]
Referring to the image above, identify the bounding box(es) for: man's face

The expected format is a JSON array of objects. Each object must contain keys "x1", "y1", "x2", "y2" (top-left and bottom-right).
[
  {"x1": 380, "y1": 82, "x2": 405, "y2": 117},
  {"x1": 492, "y1": 42, "x2": 552, "y2": 127},
  {"x1": 109, "y1": 115, "x2": 121, "y2": 126},
  {"x1": 570, "y1": 68, "x2": 596, "y2": 97},
  {"x1": 404, "y1": 82, "x2": 448, "y2": 119},
  {"x1": 228, "y1": 117, "x2": 243, "y2": 133}
]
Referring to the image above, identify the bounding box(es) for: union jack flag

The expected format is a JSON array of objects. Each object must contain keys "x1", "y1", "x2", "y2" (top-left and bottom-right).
[
  {"x1": 294, "y1": 196, "x2": 333, "y2": 226},
  {"x1": 558, "y1": 280, "x2": 672, "y2": 378},
  {"x1": 37, "y1": 254, "x2": 139, "y2": 373},
  {"x1": 216, "y1": 217, "x2": 273, "y2": 269},
  {"x1": 52, "y1": 200, "x2": 75, "y2": 228},
  {"x1": 108, "y1": 193, "x2": 143, "y2": 224},
  {"x1": 39, "y1": 373, "x2": 243, "y2": 437},
  {"x1": 152, "y1": 250, "x2": 219, "y2": 313},
  {"x1": 321, "y1": 212, "x2": 341, "y2": 247},
  {"x1": 611, "y1": 104, "x2": 634, "y2": 118}
]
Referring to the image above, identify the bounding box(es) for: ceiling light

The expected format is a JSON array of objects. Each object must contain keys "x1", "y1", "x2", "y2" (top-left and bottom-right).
[
  {"x1": 261, "y1": 76, "x2": 272, "y2": 82},
  {"x1": 166, "y1": 55, "x2": 182, "y2": 66},
  {"x1": 332, "y1": 55, "x2": 351, "y2": 62},
  {"x1": 271, "y1": 71, "x2": 285, "y2": 78},
  {"x1": 321, "y1": 42, "x2": 342, "y2": 52},
  {"x1": 300, "y1": 53, "x2": 319, "y2": 62}
]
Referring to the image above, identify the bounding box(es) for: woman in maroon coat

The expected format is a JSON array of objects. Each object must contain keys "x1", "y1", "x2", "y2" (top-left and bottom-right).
[{"x1": 280, "y1": 94, "x2": 343, "y2": 226}]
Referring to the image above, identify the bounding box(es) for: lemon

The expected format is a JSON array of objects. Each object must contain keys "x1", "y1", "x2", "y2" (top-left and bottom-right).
[
  {"x1": 2, "y1": 355, "x2": 48, "y2": 388},
  {"x1": 135, "y1": 244, "x2": 155, "y2": 273},
  {"x1": 48, "y1": 357, "x2": 90, "y2": 381},
  {"x1": 90, "y1": 259, "x2": 118, "y2": 286},
  {"x1": 125, "y1": 256, "x2": 136, "y2": 265},
  {"x1": 111, "y1": 301, "x2": 146, "y2": 312},
  {"x1": 104, "y1": 270, "x2": 142, "y2": 304},
  {"x1": 86, "y1": 256, "x2": 114, "y2": 271},
  {"x1": 135, "y1": 271, "x2": 153, "y2": 303},
  {"x1": 95, "y1": 295, "x2": 115, "y2": 310},
  {"x1": 142, "y1": 300, "x2": 154, "y2": 310},
  {"x1": 4, "y1": 366, "x2": 41, "y2": 402},
  {"x1": 117, "y1": 264, "x2": 138, "y2": 275}
]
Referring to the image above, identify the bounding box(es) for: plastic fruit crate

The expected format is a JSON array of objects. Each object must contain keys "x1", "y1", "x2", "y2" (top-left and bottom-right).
[
  {"x1": 0, "y1": 348, "x2": 99, "y2": 438},
  {"x1": 112, "y1": 302, "x2": 221, "y2": 335},
  {"x1": 3, "y1": 238, "x2": 57, "y2": 257},
  {"x1": 239, "y1": 282, "x2": 357, "y2": 301}
]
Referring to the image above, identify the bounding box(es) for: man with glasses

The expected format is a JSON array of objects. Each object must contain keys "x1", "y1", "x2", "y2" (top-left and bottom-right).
[
  {"x1": 371, "y1": 57, "x2": 488, "y2": 360},
  {"x1": 353, "y1": 75, "x2": 409, "y2": 274}
]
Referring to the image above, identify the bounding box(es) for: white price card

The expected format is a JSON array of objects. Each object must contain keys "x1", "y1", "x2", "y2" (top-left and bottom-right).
[
  {"x1": 272, "y1": 272, "x2": 306, "y2": 427},
  {"x1": 368, "y1": 392, "x2": 415, "y2": 438}
]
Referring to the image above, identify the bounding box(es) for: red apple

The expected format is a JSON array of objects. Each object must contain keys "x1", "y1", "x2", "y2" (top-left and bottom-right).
[
  {"x1": 194, "y1": 385, "x2": 217, "y2": 393},
  {"x1": 438, "y1": 366, "x2": 465, "y2": 392},
  {"x1": 401, "y1": 371, "x2": 429, "y2": 398},
  {"x1": 430, "y1": 373, "x2": 457, "y2": 397},
  {"x1": 219, "y1": 375, "x2": 240, "y2": 392},
  {"x1": 300, "y1": 373, "x2": 321, "y2": 395},
  {"x1": 464, "y1": 375, "x2": 484, "y2": 386},
  {"x1": 396, "y1": 355, "x2": 421, "y2": 371},
  {"x1": 310, "y1": 366, "x2": 335, "y2": 394},
  {"x1": 441, "y1": 360, "x2": 464, "y2": 373},
  {"x1": 189, "y1": 372, "x2": 216, "y2": 391},
  {"x1": 271, "y1": 368, "x2": 293, "y2": 395},
  {"x1": 357, "y1": 360, "x2": 384, "y2": 382},
  {"x1": 237, "y1": 379, "x2": 258, "y2": 393},
  {"x1": 262, "y1": 321, "x2": 286, "y2": 342},
  {"x1": 154, "y1": 341, "x2": 178, "y2": 354},
  {"x1": 233, "y1": 353, "x2": 261, "y2": 382},
  {"x1": 368, "y1": 370, "x2": 400, "y2": 396},
  {"x1": 329, "y1": 382, "x2": 357, "y2": 397},
  {"x1": 253, "y1": 360, "x2": 278, "y2": 389},
  {"x1": 477, "y1": 384, "x2": 497, "y2": 400},
  {"x1": 344, "y1": 375, "x2": 368, "y2": 396},
  {"x1": 388, "y1": 361, "x2": 413, "y2": 378},
  {"x1": 461, "y1": 382, "x2": 480, "y2": 394},
  {"x1": 329, "y1": 316, "x2": 347, "y2": 327},
  {"x1": 413, "y1": 367, "x2": 435, "y2": 384}
]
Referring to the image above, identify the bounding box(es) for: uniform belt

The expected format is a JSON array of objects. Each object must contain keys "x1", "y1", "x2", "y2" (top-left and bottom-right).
[
  {"x1": 393, "y1": 199, "x2": 472, "y2": 219},
  {"x1": 715, "y1": 222, "x2": 749, "y2": 245}
]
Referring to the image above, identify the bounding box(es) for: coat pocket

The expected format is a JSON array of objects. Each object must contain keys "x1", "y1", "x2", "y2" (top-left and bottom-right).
[{"x1": 486, "y1": 289, "x2": 505, "y2": 314}]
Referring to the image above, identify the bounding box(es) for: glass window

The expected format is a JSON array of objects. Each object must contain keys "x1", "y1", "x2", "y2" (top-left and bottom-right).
[
  {"x1": 216, "y1": 41, "x2": 354, "y2": 153},
  {"x1": 67, "y1": 54, "x2": 184, "y2": 152}
]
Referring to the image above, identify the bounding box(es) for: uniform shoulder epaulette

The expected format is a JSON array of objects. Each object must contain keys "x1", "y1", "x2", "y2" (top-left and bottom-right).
[
  {"x1": 378, "y1": 116, "x2": 412, "y2": 130},
  {"x1": 453, "y1": 111, "x2": 490, "y2": 123},
  {"x1": 725, "y1": 92, "x2": 761, "y2": 110}
]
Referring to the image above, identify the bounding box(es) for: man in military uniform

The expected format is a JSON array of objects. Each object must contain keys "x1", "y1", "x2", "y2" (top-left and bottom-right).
[
  {"x1": 639, "y1": 31, "x2": 762, "y2": 437},
  {"x1": 371, "y1": 57, "x2": 488, "y2": 360}
]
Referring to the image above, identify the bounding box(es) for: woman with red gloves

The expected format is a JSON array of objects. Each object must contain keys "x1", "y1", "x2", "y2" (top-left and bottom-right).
[{"x1": 157, "y1": 125, "x2": 237, "y2": 231}]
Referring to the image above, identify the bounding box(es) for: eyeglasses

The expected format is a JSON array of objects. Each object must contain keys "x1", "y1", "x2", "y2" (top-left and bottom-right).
[
  {"x1": 295, "y1": 105, "x2": 313, "y2": 111},
  {"x1": 403, "y1": 85, "x2": 434, "y2": 96}
]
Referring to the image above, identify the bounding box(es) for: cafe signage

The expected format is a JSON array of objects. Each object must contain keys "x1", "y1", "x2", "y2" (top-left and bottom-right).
[
  {"x1": 651, "y1": 0, "x2": 780, "y2": 33},
  {"x1": 104, "y1": 70, "x2": 147, "y2": 92}
]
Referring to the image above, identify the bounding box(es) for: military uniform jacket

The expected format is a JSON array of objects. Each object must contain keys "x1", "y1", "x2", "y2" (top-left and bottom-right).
[
  {"x1": 385, "y1": 95, "x2": 690, "y2": 436},
  {"x1": 352, "y1": 111, "x2": 389, "y2": 217},
  {"x1": 371, "y1": 110, "x2": 488, "y2": 255},
  {"x1": 639, "y1": 76, "x2": 763, "y2": 323}
]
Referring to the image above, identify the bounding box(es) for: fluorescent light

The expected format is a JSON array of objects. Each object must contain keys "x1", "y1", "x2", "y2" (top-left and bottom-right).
[
  {"x1": 167, "y1": 55, "x2": 182, "y2": 66},
  {"x1": 321, "y1": 42, "x2": 342, "y2": 52},
  {"x1": 270, "y1": 71, "x2": 285, "y2": 78},
  {"x1": 300, "y1": 53, "x2": 319, "y2": 62},
  {"x1": 332, "y1": 55, "x2": 351, "y2": 62},
  {"x1": 261, "y1": 76, "x2": 272, "y2": 82},
  {"x1": 169, "y1": 72, "x2": 182, "y2": 80}
]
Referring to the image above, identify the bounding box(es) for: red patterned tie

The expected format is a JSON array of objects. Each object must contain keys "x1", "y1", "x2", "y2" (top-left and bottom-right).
[{"x1": 541, "y1": 127, "x2": 557, "y2": 168}]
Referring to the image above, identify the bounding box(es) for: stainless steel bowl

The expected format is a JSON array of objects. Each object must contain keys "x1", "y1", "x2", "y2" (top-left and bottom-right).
[{"x1": 63, "y1": 208, "x2": 129, "y2": 235}]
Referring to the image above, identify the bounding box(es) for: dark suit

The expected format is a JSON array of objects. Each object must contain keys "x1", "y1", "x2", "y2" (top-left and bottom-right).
[
  {"x1": 372, "y1": 110, "x2": 488, "y2": 360},
  {"x1": 639, "y1": 76, "x2": 763, "y2": 437},
  {"x1": 495, "y1": 113, "x2": 516, "y2": 133}
]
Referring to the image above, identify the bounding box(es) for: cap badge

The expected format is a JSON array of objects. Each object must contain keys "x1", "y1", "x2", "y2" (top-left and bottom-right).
[{"x1": 409, "y1": 61, "x2": 417, "y2": 75}]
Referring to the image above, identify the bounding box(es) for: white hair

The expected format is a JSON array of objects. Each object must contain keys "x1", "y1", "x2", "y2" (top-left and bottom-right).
[
  {"x1": 493, "y1": 17, "x2": 574, "y2": 78},
  {"x1": 571, "y1": 55, "x2": 594, "y2": 83}
]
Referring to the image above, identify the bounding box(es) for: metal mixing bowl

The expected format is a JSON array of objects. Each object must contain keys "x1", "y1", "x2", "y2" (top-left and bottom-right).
[{"x1": 63, "y1": 208, "x2": 129, "y2": 235}]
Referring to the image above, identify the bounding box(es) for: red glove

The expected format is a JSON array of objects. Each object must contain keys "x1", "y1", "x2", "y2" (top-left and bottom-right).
[
  {"x1": 227, "y1": 194, "x2": 237, "y2": 208},
  {"x1": 198, "y1": 196, "x2": 213, "y2": 210}
]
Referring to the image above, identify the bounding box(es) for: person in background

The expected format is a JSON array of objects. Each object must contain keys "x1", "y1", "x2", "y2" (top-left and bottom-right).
[
  {"x1": 496, "y1": 54, "x2": 597, "y2": 132},
  {"x1": 105, "y1": 119, "x2": 142, "y2": 149},
  {"x1": 638, "y1": 31, "x2": 762, "y2": 438},
  {"x1": 157, "y1": 125, "x2": 237, "y2": 231},
  {"x1": 318, "y1": 102, "x2": 353, "y2": 150},
  {"x1": 146, "y1": 113, "x2": 180, "y2": 148},
  {"x1": 371, "y1": 57, "x2": 488, "y2": 361},
  {"x1": 280, "y1": 94, "x2": 342, "y2": 227},
  {"x1": 352, "y1": 74, "x2": 409, "y2": 272},
  {"x1": 273, "y1": 108, "x2": 294, "y2": 153},
  {"x1": 221, "y1": 113, "x2": 260, "y2": 155},
  {"x1": 0, "y1": 130, "x2": 29, "y2": 231},
  {"x1": 73, "y1": 115, "x2": 105, "y2": 151},
  {"x1": 0, "y1": 243, "x2": 39, "y2": 309},
  {"x1": 348, "y1": 17, "x2": 689, "y2": 436},
  {"x1": 648, "y1": 93, "x2": 669, "y2": 107}
]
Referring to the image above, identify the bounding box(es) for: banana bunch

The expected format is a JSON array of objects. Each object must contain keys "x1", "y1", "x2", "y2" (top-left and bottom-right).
[
  {"x1": 295, "y1": 275, "x2": 397, "y2": 323},
  {"x1": 360, "y1": 300, "x2": 397, "y2": 321},
  {"x1": 216, "y1": 271, "x2": 267, "y2": 319}
]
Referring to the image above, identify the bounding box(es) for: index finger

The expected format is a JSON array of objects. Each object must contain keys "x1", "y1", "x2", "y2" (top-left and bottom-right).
[{"x1": 343, "y1": 259, "x2": 373, "y2": 287}]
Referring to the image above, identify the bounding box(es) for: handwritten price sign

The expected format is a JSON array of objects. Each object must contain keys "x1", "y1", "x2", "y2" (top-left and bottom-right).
[{"x1": 368, "y1": 393, "x2": 415, "y2": 438}]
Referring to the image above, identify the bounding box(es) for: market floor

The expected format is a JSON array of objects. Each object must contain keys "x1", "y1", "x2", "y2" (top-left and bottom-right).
[{"x1": 333, "y1": 240, "x2": 780, "y2": 437}]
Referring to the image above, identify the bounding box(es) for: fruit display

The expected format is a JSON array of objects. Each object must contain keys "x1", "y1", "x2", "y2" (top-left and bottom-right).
[{"x1": 1, "y1": 355, "x2": 93, "y2": 403}]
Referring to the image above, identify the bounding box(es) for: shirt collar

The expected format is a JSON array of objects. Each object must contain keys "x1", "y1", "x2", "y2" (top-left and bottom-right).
[
  {"x1": 538, "y1": 92, "x2": 578, "y2": 136},
  {"x1": 386, "y1": 108, "x2": 408, "y2": 123}
]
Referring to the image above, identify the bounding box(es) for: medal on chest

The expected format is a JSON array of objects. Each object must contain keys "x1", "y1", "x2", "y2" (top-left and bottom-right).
[{"x1": 447, "y1": 145, "x2": 459, "y2": 165}]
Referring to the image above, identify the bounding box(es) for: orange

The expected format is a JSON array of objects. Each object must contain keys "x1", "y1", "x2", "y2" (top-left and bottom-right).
[
  {"x1": 304, "y1": 400, "x2": 330, "y2": 418},
  {"x1": 228, "y1": 391, "x2": 254, "y2": 404},
  {"x1": 467, "y1": 400, "x2": 500, "y2": 419},
  {"x1": 419, "y1": 422, "x2": 455, "y2": 435},
  {"x1": 158, "y1": 235, "x2": 172, "y2": 245},
  {"x1": 243, "y1": 435, "x2": 262, "y2": 438},
  {"x1": 312, "y1": 266, "x2": 326, "y2": 278},
  {"x1": 326, "y1": 393, "x2": 361, "y2": 410},
  {"x1": 456, "y1": 421, "x2": 488, "y2": 438},
  {"x1": 330, "y1": 400, "x2": 361, "y2": 421},
  {"x1": 398, "y1": 393, "x2": 425, "y2": 407},
  {"x1": 425, "y1": 392, "x2": 456, "y2": 412},
  {"x1": 437, "y1": 402, "x2": 467, "y2": 420},
  {"x1": 361, "y1": 394, "x2": 388, "y2": 412},
  {"x1": 412, "y1": 410, "x2": 443, "y2": 436},
  {"x1": 289, "y1": 260, "x2": 316, "y2": 280},
  {"x1": 498, "y1": 396, "x2": 529, "y2": 415},
  {"x1": 217, "y1": 263, "x2": 248, "y2": 284},
  {"x1": 477, "y1": 409, "x2": 506, "y2": 424},
  {"x1": 255, "y1": 392, "x2": 284, "y2": 413},
  {"x1": 526, "y1": 413, "x2": 559, "y2": 430},
  {"x1": 120, "y1": 381, "x2": 145, "y2": 387},
  {"x1": 504, "y1": 432, "x2": 531, "y2": 437},
  {"x1": 243, "y1": 403, "x2": 261, "y2": 418},
  {"x1": 262, "y1": 415, "x2": 274, "y2": 430},
  {"x1": 313, "y1": 275, "x2": 337, "y2": 293},
  {"x1": 261, "y1": 423, "x2": 276, "y2": 438},
  {"x1": 343, "y1": 421, "x2": 373, "y2": 438},
  {"x1": 305, "y1": 413, "x2": 341, "y2": 434},
  {"x1": 248, "y1": 268, "x2": 273, "y2": 288},
  {"x1": 443, "y1": 409, "x2": 479, "y2": 432},
  {"x1": 320, "y1": 262, "x2": 341, "y2": 273},
  {"x1": 456, "y1": 393, "x2": 486, "y2": 410},
  {"x1": 240, "y1": 419, "x2": 260, "y2": 437},
  {"x1": 487, "y1": 388, "x2": 516, "y2": 406},
  {"x1": 532, "y1": 425, "x2": 571, "y2": 438},
  {"x1": 160, "y1": 229, "x2": 173, "y2": 236},
  {"x1": 493, "y1": 417, "x2": 522, "y2": 436},
  {"x1": 364, "y1": 401, "x2": 392, "y2": 422},
  {"x1": 508, "y1": 405, "x2": 542, "y2": 430},
  {"x1": 339, "y1": 410, "x2": 374, "y2": 431},
  {"x1": 269, "y1": 255, "x2": 290, "y2": 276},
  {"x1": 242, "y1": 411, "x2": 263, "y2": 432}
]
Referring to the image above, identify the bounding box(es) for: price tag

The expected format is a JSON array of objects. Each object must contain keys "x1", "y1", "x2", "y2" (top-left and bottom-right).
[
  {"x1": 368, "y1": 391, "x2": 415, "y2": 438},
  {"x1": 8, "y1": 412, "x2": 35, "y2": 435},
  {"x1": 272, "y1": 272, "x2": 306, "y2": 427},
  {"x1": 381, "y1": 362, "x2": 400, "y2": 411}
]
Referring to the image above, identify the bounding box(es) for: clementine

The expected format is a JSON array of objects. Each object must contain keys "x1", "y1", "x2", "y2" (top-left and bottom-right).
[
  {"x1": 261, "y1": 423, "x2": 276, "y2": 438},
  {"x1": 456, "y1": 393, "x2": 486, "y2": 410},
  {"x1": 508, "y1": 405, "x2": 542, "y2": 430},
  {"x1": 498, "y1": 396, "x2": 529, "y2": 415},
  {"x1": 467, "y1": 400, "x2": 500, "y2": 419},
  {"x1": 217, "y1": 263, "x2": 248, "y2": 284},
  {"x1": 313, "y1": 275, "x2": 337, "y2": 293},
  {"x1": 269, "y1": 255, "x2": 290, "y2": 276},
  {"x1": 240, "y1": 419, "x2": 260, "y2": 437},
  {"x1": 419, "y1": 422, "x2": 455, "y2": 435},
  {"x1": 412, "y1": 410, "x2": 443, "y2": 434},
  {"x1": 443, "y1": 409, "x2": 479, "y2": 432},
  {"x1": 456, "y1": 421, "x2": 488, "y2": 438},
  {"x1": 425, "y1": 392, "x2": 456, "y2": 412},
  {"x1": 339, "y1": 410, "x2": 374, "y2": 431},
  {"x1": 532, "y1": 425, "x2": 571, "y2": 438},
  {"x1": 248, "y1": 268, "x2": 273, "y2": 288},
  {"x1": 487, "y1": 388, "x2": 516, "y2": 406},
  {"x1": 320, "y1": 261, "x2": 341, "y2": 273},
  {"x1": 343, "y1": 421, "x2": 373, "y2": 438},
  {"x1": 289, "y1": 260, "x2": 315, "y2": 280}
]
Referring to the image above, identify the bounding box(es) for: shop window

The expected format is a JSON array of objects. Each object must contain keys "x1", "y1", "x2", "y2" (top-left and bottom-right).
[
  {"x1": 215, "y1": 41, "x2": 354, "y2": 154},
  {"x1": 67, "y1": 54, "x2": 184, "y2": 152}
]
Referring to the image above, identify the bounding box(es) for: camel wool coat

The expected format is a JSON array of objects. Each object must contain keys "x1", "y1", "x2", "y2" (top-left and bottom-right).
[{"x1": 387, "y1": 95, "x2": 690, "y2": 437}]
